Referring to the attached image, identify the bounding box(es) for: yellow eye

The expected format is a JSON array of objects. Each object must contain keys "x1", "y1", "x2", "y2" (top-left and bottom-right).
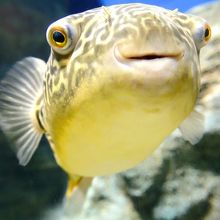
[
  {"x1": 49, "y1": 26, "x2": 67, "y2": 48},
  {"x1": 47, "y1": 22, "x2": 78, "y2": 55},
  {"x1": 204, "y1": 23, "x2": 211, "y2": 42}
]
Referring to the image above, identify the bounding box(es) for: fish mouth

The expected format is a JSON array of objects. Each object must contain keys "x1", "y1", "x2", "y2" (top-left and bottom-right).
[
  {"x1": 113, "y1": 45, "x2": 184, "y2": 86},
  {"x1": 122, "y1": 53, "x2": 182, "y2": 60},
  {"x1": 114, "y1": 46, "x2": 183, "y2": 63}
]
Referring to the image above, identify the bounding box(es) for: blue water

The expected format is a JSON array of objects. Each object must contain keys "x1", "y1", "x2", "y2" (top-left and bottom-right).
[
  {"x1": 70, "y1": 0, "x2": 213, "y2": 14},
  {"x1": 101, "y1": 0, "x2": 213, "y2": 11}
]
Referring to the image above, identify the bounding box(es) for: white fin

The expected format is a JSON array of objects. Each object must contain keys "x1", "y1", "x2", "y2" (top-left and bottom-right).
[
  {"x1": 179, "y1": 110, "x2": 204, "y2": 145},
  {"x1": 65, "y1": 177, "x2": 93, "y2": 217},
  {"x1": 0, "y1": 57, "x2": 46, "y2": 165}
]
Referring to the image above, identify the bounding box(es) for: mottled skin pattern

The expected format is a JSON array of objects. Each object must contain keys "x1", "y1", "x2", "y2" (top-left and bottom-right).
[{"x1": 44, "y1": 4, "x2": 200, "y2": 110}]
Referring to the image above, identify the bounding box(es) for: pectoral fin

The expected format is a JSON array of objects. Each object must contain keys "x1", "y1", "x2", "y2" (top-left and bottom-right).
[
  {"x1": 179, "y1": 109, "x2": 204, "y2": 144},
  {"x1": 0, "y1": 57, "x2": 46, "y2": 165}
]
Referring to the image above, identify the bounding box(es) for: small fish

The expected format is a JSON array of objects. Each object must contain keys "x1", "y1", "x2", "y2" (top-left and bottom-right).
[{"x1": 0, "y1": 3, "x2": 211, "y2": 201}]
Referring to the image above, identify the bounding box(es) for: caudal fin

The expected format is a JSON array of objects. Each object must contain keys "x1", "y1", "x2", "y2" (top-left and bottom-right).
[
  {"x1": 0, "y1": 57, "x2": 46, "y2": 165},
  {"x1": 65, "y1": 176, "x2": 93, "y2": 216}
]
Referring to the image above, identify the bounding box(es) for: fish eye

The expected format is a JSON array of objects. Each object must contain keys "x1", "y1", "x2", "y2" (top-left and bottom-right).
[
  {"x1": 52, "y1": 30, "x2": 66, "y2": 46},
  {"x1": 48, "y1": 26, "x2": 68, "y2": 48},
  {"x1": 46, "y1": 23, "x2": 78, "y2": 55},
  {"x1": 204, "y1": 23, "x2": 211, "y2": 42},
  {"x1": 192, "y1": 19, "x2": 212, "y2": 50}
]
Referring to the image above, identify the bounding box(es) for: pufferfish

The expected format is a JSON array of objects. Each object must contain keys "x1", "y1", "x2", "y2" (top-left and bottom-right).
[{"x1": 0, "y1": 4, "x2": 211, "y2": 197}]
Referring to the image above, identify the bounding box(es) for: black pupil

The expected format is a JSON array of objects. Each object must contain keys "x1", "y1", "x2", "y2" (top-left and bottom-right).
[
  {"x1": 53, "y1": 31, "x2": 65, "y2": 43},
  {"x1": 204, "y1": 28, "x2": 210, "y2": 38}
]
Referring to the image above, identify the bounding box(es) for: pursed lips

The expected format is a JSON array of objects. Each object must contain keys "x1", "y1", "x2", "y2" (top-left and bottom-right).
[{"x1": 114, "y1": 44, "x2": 184, "y2": 62}]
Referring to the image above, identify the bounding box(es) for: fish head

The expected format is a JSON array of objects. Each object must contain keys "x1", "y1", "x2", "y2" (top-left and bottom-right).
[
  {"x1": 45, "y1": 4, "x2": 211, "y2": 108},
  {"x1": 43, "y1": 4, "x2": 211, "y2": 176}
]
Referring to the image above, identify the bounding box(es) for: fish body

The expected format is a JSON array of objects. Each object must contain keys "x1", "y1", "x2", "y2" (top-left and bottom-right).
[{"x1": 0, "y1": 3, "x2": 211, "y2": 194}]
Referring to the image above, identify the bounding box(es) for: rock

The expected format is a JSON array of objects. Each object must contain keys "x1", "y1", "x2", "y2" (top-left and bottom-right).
[{"x1": 43, "y1": 1, "x2": 220, "y2": 220}]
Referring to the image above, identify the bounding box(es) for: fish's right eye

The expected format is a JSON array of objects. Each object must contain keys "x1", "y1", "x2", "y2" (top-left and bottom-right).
[
  {"x1": 46, "y1": 22, "x2": 77, "y2": 55},
  {"x1": 52, "y1": 30, "x2": 66, "y2": 46},
  {"x1": 50, "y1": 27, "x2": 68, "y2": 48}
]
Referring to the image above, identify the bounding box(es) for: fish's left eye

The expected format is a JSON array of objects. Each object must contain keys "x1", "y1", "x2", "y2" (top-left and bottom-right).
[
  {"x1": 192, "y1": 20, "x2": 212, "y2": 50},
  {"x1": 204, "y1": 23, "x2": 211, "y2": 42}
]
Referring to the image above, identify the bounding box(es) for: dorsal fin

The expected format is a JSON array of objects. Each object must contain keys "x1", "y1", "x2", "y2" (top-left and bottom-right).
[{"x1": 0, "y1": 57, "x2": 46, "y2": 165}]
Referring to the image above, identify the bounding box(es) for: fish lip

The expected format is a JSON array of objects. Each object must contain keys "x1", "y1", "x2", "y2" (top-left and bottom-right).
[
  {"x1": 113, "y1": 45, "x2": 184, "y2": 85},
  {"x1": 114, "y1": 45, "x2": 184, "y2": 63},
  {"x1": 122, "y1": 53, "x2": 183, "y2": 60}
]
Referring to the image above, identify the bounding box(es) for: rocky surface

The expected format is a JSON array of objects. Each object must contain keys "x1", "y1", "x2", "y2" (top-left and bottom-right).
[{"x1": 42, "y1": 1, "x2": 220, "y2": 220}]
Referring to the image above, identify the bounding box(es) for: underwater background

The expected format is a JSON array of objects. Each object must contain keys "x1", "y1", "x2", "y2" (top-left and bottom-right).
[{"x1": 0, "y1": 0, "x2": 220, "y2": 220}]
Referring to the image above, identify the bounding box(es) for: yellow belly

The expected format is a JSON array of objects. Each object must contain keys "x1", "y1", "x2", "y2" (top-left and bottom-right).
[{"x1": 50, "y1": 85, "x2": 194, "y2": 177}]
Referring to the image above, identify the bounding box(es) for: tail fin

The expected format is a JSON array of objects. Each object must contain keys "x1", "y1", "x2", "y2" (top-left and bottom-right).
[
  {"x1": 65, "y1": 177, "x2": 93, "y2": 216},
  {"x1": 0, "y1": 57, "x2": 46, "y2": 165}
]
